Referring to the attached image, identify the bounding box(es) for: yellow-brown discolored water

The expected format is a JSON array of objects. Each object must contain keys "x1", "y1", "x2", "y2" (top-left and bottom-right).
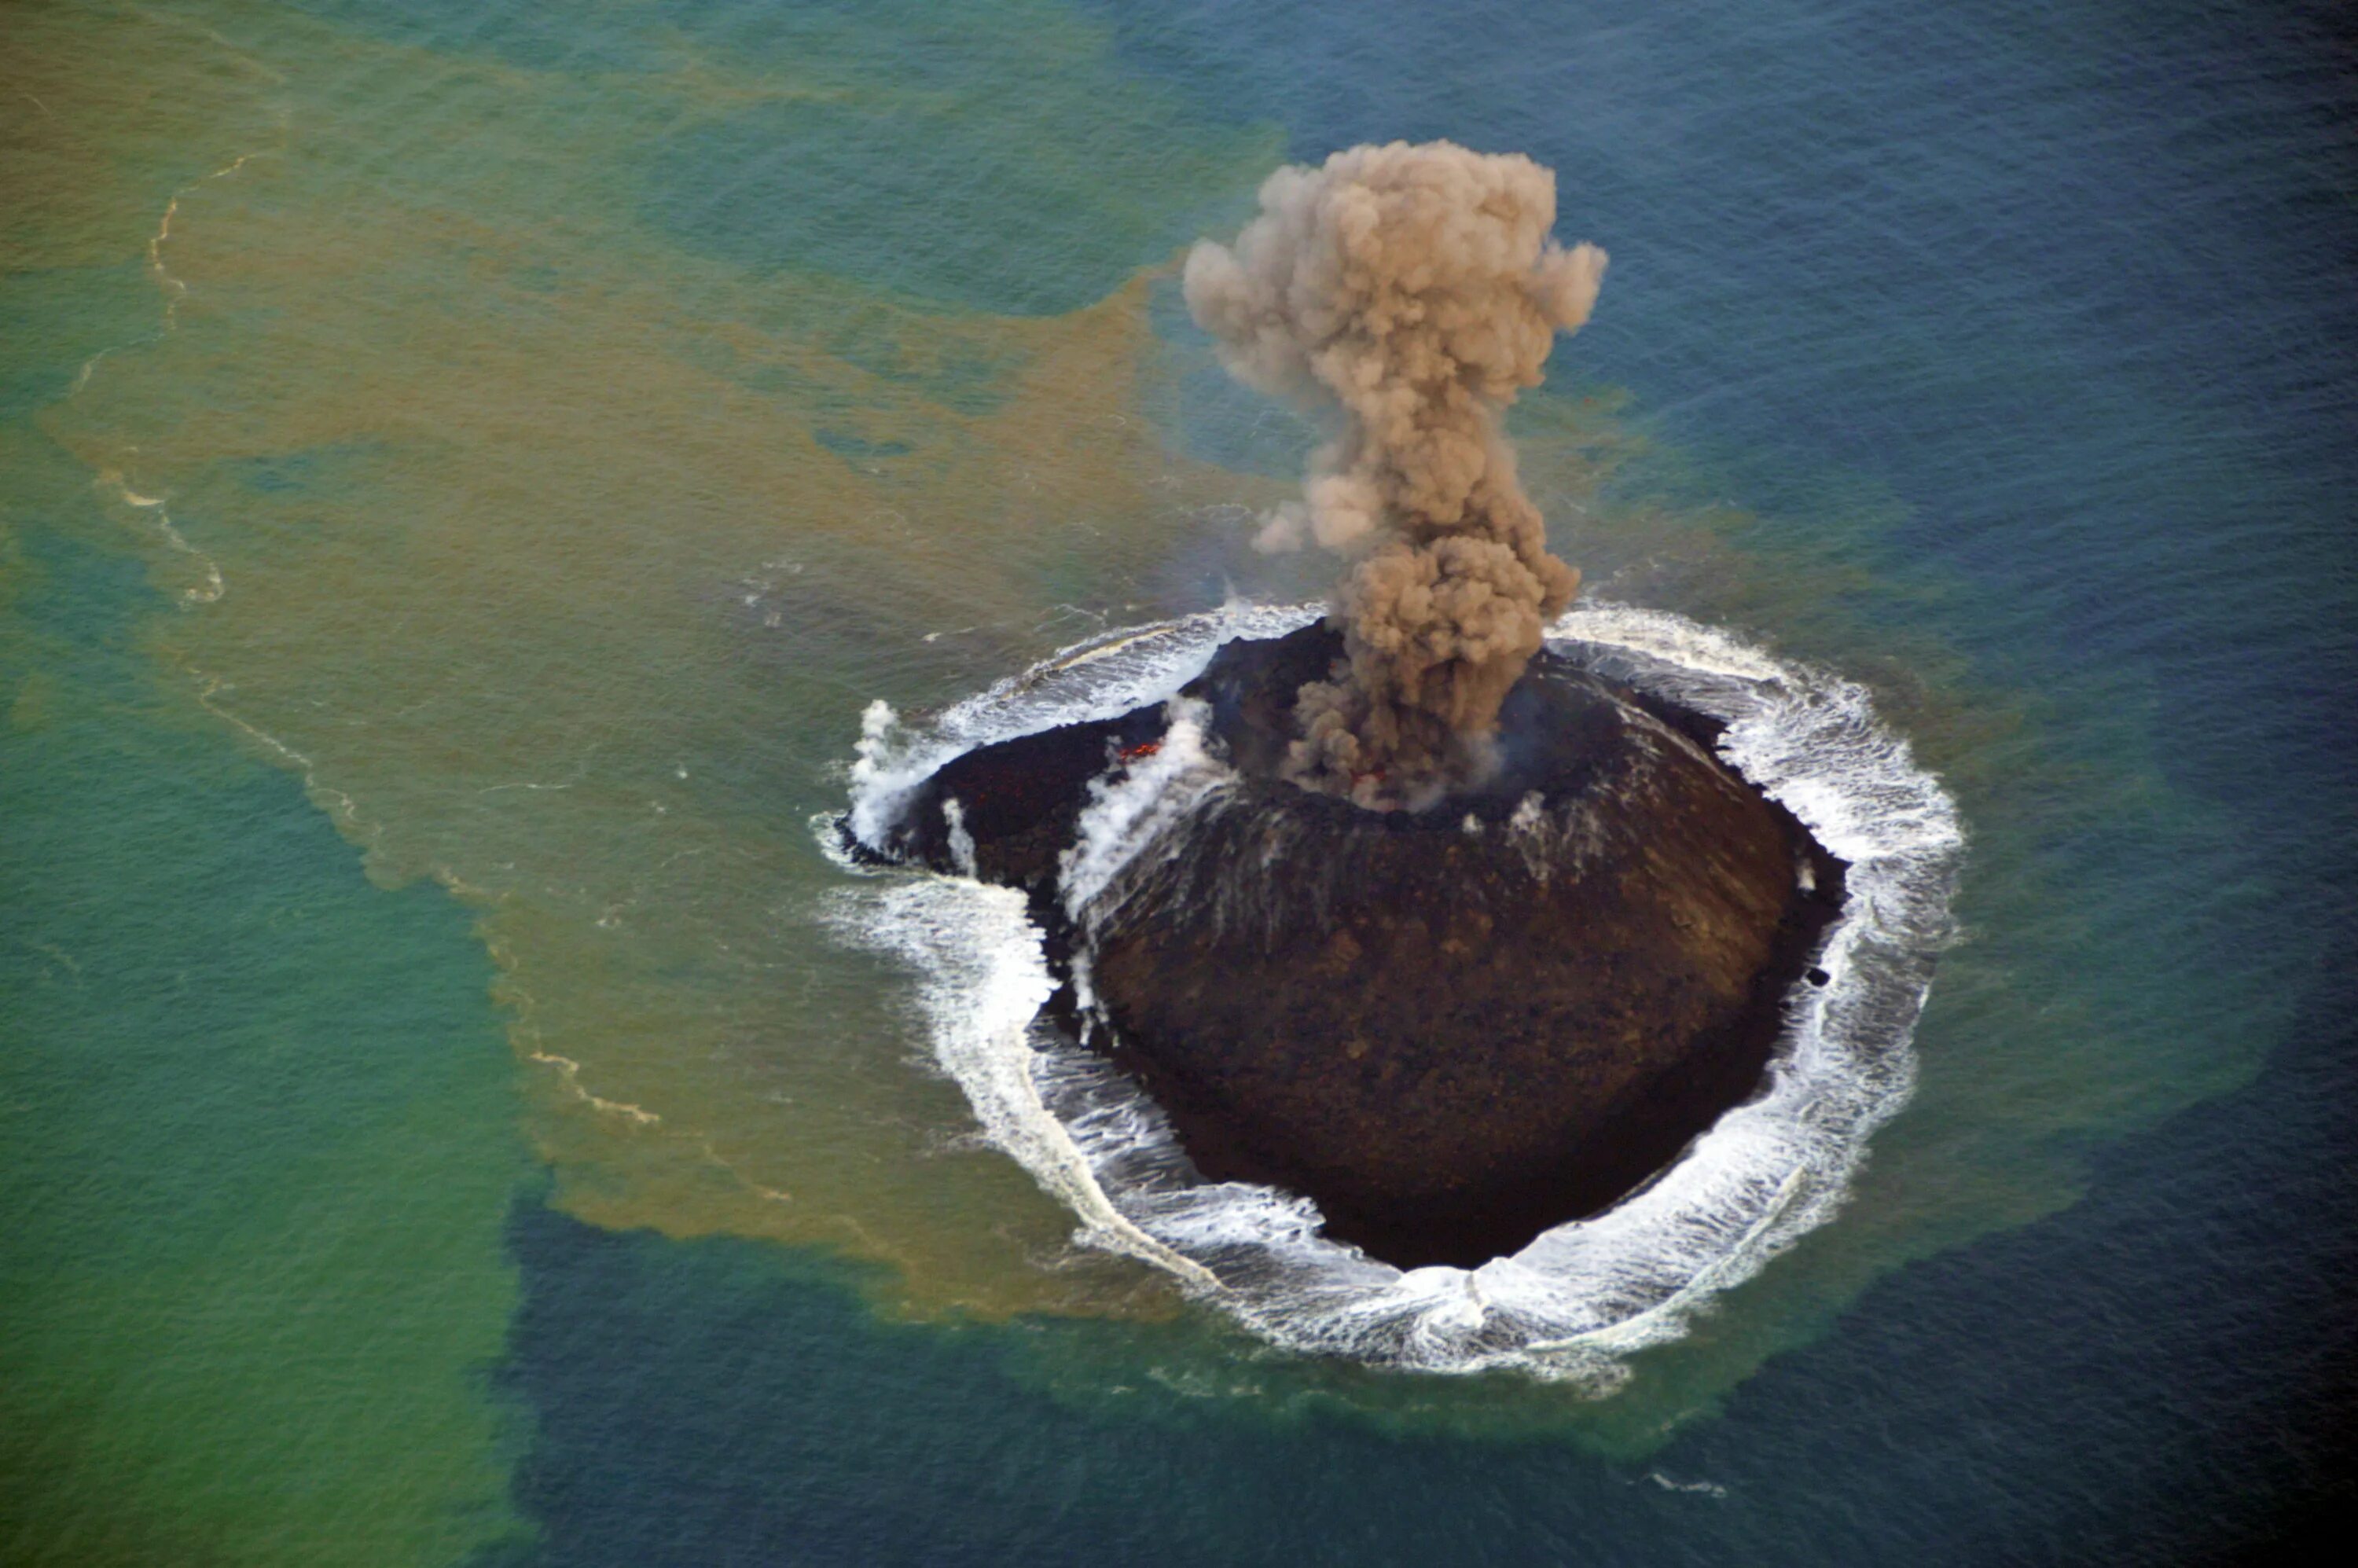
[{"x1": 22, "y1": 0, "x2": 1299, "y2": 1320}]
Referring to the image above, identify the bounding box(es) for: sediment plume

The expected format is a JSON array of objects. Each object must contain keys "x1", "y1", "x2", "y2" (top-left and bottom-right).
[{"x1": 1184, "y1": 141, "x2": 1606, "y2": 806}]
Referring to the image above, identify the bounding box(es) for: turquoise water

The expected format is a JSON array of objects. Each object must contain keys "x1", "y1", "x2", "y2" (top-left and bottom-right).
[
  {"x1": 2, "y1": 524, "x2": 526, "y2": 1563},
  {"x1": 4, "y1": 0, "x2": 2352, "y2": 1560}
]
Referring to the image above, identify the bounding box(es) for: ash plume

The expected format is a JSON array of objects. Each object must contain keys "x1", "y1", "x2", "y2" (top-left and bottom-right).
[{"x1": 1184, "y1": 141, "x2": 1607, "y2": 807}]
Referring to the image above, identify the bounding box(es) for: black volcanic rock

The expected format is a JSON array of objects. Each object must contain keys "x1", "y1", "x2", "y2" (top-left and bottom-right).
[{"x1": 858, "y1": 623, "x2": 1845, "y2": 1268}]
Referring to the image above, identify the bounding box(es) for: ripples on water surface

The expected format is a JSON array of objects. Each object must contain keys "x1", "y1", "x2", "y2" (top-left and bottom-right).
[{"x1": 3, "y1": 0, "x2": 2351, "y2": 1562}]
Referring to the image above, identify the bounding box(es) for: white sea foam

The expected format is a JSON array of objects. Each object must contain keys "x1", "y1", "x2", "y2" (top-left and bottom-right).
[
  {"x1": 825, "y1": 600, "x2": 1962, "y2": 1386},
  {"x1": 818, "y1": 872, "x2": 1217, "y2": 1289}
]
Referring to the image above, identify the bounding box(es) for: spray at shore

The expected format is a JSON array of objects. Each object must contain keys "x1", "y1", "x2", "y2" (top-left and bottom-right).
[{"x1": 1184, "y1": 141, "x2": 1607, "y2": 806}]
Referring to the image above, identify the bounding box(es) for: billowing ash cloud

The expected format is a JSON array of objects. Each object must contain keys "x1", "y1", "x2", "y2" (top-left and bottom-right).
[{"x1": 1184, "y1": 141, "x2": 1607, "y2": 807}]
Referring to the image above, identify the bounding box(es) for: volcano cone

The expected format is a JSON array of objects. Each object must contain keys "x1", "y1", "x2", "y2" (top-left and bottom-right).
[{"x1": 861, "y1": 622, "x2": 1845, "y2": 1267}]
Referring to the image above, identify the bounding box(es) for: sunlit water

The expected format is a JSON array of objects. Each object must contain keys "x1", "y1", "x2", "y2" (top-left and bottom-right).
[{"x1": 4, "y1": 1, "x2": 2351, "y2": 1562}]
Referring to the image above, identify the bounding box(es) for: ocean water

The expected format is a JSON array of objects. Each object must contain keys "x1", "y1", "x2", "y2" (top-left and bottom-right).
[{"x1": 4, "y1": 0, "x2": 2352, "y2": 1562}]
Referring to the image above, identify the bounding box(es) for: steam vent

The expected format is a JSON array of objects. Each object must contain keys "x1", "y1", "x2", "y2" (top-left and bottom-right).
[{"x1": 858, "y1": 622, "x2": 1846, "y2": 1269}]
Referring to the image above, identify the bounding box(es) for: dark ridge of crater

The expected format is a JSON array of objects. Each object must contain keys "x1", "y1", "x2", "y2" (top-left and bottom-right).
[{"x1": 851, "y1": 622, "x2": 1847, "y2": 1269}]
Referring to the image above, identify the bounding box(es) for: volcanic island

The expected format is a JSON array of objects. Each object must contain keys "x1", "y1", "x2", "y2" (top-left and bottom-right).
[
  {"x1": 851, "y1": 620, "x2": 1844, "y2": 1267},
  {"x1": 846, "y1": 141, "x2": 1849, "y2": 1268}
]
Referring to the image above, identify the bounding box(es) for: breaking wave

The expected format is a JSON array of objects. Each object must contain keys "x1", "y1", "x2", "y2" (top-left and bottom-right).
[{"x1": 822, "y1": 600, "x2": 1962, "y2": 1388}]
